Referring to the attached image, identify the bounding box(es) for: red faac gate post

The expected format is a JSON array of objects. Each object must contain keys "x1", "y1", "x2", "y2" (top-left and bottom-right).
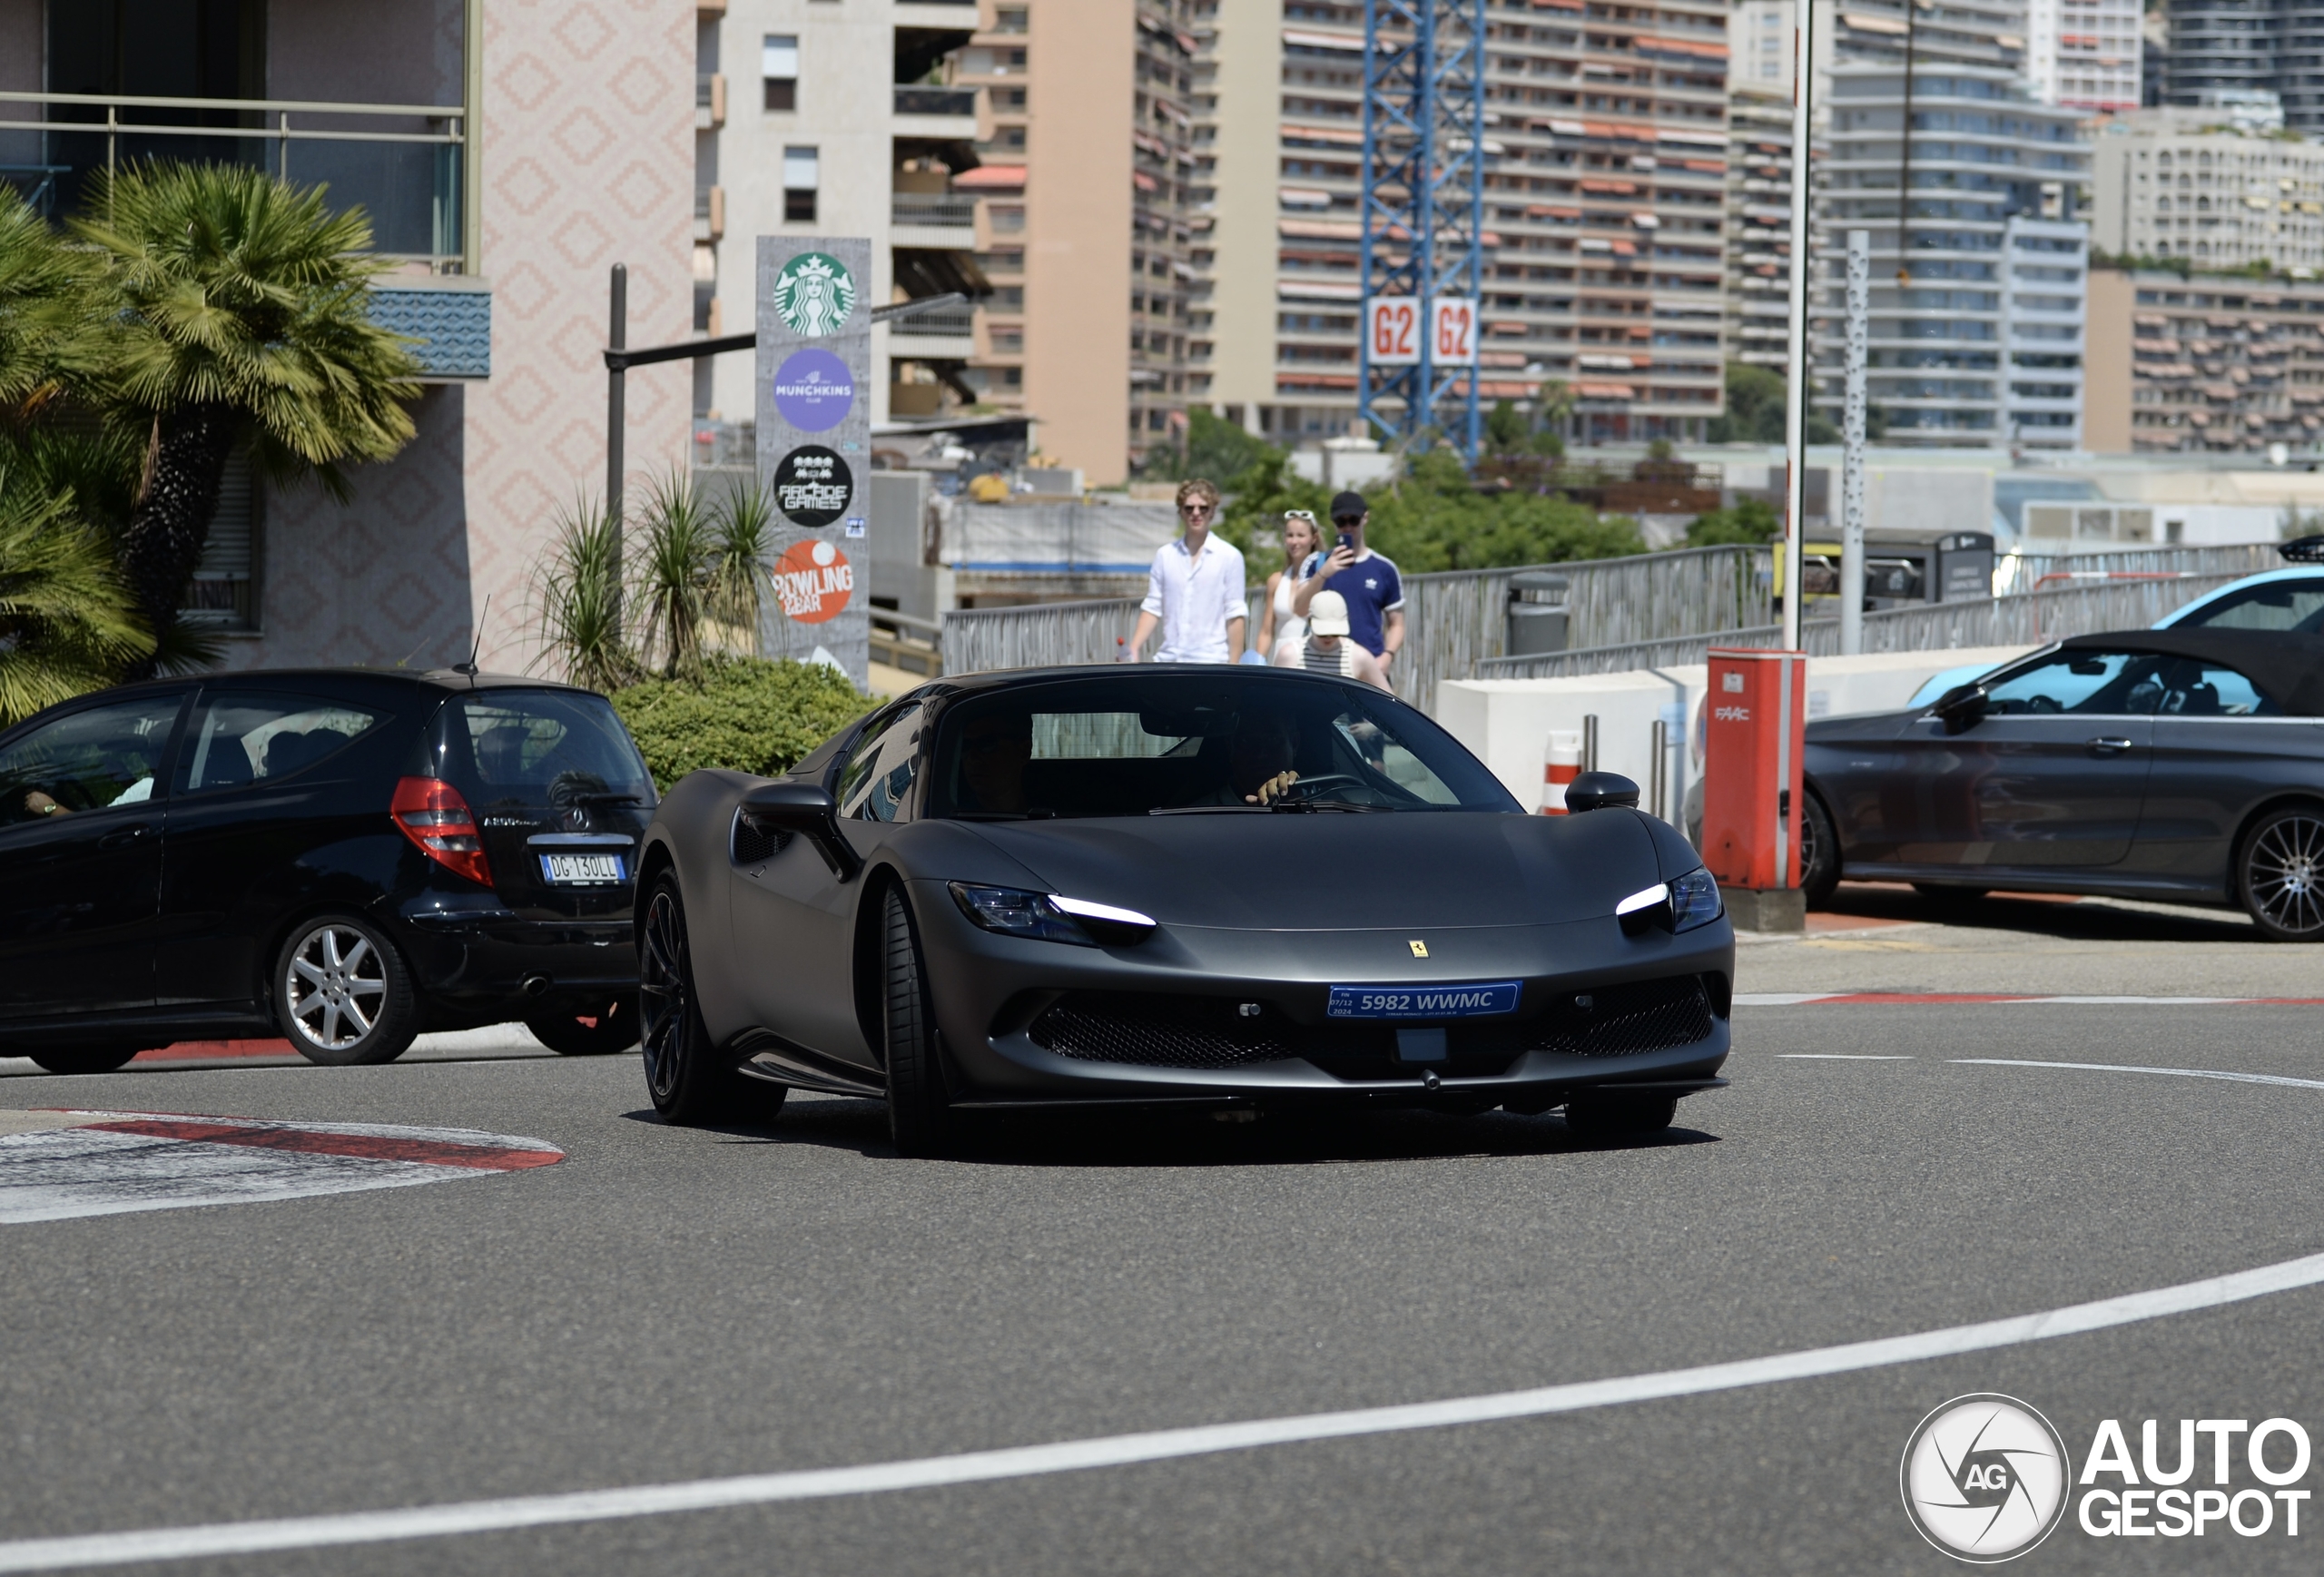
[{"x1": 1702, "y1": 647, "x2": 1807, "y2": 931}]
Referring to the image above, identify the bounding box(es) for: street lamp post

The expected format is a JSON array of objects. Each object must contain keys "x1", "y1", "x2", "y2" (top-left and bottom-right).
[{"x1": 1780, "y1": 0, "x2": 1815, "y2": 650}]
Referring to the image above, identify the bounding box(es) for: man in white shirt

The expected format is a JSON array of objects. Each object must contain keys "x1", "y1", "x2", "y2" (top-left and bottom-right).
[{"x1": 1127, "y1": 478, "x2": 1246, "y2": 663}]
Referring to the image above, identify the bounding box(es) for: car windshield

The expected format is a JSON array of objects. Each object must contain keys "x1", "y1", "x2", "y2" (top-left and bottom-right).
[
  {"x1": 925, "y1": 674, "x2": 1521, "y2": 818},
  {"x1": 2174, "y1": 578, "x2": 2324, "y2": 634},
  {"x1": 448, "y1": 691, "x2": 655, "y2": 807}
]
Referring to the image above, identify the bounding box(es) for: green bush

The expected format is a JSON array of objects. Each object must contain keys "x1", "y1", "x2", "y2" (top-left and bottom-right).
[{"x1": 609, "y1": 656, "x2": 875, "y2": 790}]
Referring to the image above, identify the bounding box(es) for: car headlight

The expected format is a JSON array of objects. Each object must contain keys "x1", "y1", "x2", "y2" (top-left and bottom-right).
[
  {"x1": 1669, "y1": 866, "x2": 1722, "y2": 932},
  {"x1": 950, "y1": 883, "x2": 1095, "y2": 946}
]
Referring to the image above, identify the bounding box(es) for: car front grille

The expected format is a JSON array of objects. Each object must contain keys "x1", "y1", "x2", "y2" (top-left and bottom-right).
[{"x1": 1025, "y1": 974, "x2": 1716, "y2": 1075}]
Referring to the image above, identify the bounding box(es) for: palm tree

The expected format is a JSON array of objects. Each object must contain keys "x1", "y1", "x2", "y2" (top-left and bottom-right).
[
  {"x1": 0, "y1": 463, "x2": 152, "y2": 724},
  {"x1": 0, "y1": 190, "x2": 99, "y2": 430},
  {"x1": 70, "y1": 163, "x2": 421, "y2": 670}
]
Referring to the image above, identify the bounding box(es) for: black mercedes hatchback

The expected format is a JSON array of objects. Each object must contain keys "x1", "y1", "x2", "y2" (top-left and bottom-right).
[{"x1": 0, "y1": 669, "x2": 655, "y2": 1072}]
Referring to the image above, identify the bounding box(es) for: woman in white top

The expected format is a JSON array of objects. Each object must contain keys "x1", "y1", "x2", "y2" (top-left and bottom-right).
[{"x1": 1256, "y1": 509, "x2": 1321, "y2": 665}]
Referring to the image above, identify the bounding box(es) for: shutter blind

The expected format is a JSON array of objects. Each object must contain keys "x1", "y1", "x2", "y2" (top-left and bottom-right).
[{"x1": 184, "y1": 444, "x2": 258, "y2": 629}]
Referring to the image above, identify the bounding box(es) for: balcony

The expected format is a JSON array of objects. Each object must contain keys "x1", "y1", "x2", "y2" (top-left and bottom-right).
[
  {"x1": 694, "y1": 185, "x2": 725, "y2": 241},
  {"x1": 894, "y1": 85, "x2": 978, "y2": 117},
  {"x1": 889, "y1": 306, "x2": 976, "y2": 337},
  {"x1": 890, "y1": 192, "x2": 976, "y2": 249},
  {"x1": 0, "y1": 87, "x2": 468, "y2": 269},
  {"x1": 696, "y1": 73, "x2": 726, "y2": 130}
]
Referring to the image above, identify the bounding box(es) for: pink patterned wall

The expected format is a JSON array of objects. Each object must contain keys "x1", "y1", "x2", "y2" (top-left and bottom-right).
[{"x1": 230, "y1": 0, "x2": 695, "y2": 676}]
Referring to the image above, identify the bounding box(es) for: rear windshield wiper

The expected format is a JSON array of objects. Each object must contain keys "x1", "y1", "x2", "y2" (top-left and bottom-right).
[{"x1": 564, "y1": 792, "x2": 645, "y2": 805}]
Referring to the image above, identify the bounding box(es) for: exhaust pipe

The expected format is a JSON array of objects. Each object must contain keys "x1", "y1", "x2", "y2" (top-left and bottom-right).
[{"x1": 522, "y1": 974, "x2": 552, "y2": 998}]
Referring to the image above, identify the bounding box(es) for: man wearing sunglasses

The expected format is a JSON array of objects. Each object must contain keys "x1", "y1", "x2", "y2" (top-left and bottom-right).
[{"x1": 1126, "y1": 478, "x2": 1247, "y2": 664}]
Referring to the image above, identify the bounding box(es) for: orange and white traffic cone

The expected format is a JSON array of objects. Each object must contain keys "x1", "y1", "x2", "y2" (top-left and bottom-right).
[{"x1": 1540, "y1": 730, "x2": 1582, "y2": 814}]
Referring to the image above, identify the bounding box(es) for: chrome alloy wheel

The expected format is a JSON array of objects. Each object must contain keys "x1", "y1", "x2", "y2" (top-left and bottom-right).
[
  {"x1": 2248, "y1": 812, "x2": 2324, "y2": 937},
  {"x1": 638, "y1": 887, "x2": 690, "y2": 1104},
  {"x1": 284, "y1": 923, "x2": 389, "y2": 1051}
]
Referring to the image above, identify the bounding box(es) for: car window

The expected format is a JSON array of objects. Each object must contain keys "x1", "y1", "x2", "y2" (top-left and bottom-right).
[
  {"x1": 2172, "y1": 580, "x2": 2324, "y2": 634},
  {"x1": 2160, "y1": 658, "x2": 2280, "y2": 716},
  {"x1": 1982, "y1": 650, "x2": 2174, "y2": 716},
  {"x1": 452, "y1": 691, "x2": 654, "y2": 807},
  {"x1": 926, "y1": 675, "x2": 1516, "y2": 818},
  {"x1": 176, "y1": 692, "x2": 385, "y2": 793},
  {"x1": 0, "y1": 694, "x2": 183, "y2": 827},
  {"x1": 836, "y1": 703, "x2": 923, "y2": 823}
]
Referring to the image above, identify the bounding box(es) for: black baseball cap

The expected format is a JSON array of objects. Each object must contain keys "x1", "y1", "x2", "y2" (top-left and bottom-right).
[{"x1": 1329, "y1": 490, "x2": 1367, "y2": 522}]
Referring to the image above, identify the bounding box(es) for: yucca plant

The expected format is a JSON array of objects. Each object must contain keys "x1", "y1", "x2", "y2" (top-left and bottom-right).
[
  {"x1": 530, "y1": 495, "x2": 636, "y2": 695},
  {"x1": 69, "y1": 163, "x2": 421, "y2": 670},
  {"x1": 704, "y1": 482, "x2": 773, "y2": 656},
  {"x1": 0, "y1": 464, "x2": 153, "y2": 724},
  {"x1": 633, "y1": 469, "x2": 715, "y2": 680}
]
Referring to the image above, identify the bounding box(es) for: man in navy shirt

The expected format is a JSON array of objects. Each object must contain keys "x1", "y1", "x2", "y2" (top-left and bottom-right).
[{"x1": 1290, "y1": 490, "x2": 1405, "y2": 685}]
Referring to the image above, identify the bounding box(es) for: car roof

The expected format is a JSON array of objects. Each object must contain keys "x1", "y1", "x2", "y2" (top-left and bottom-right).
[
  {"x1": 2063, "y1": 627, "x2": 2324, "y2": 714},
  {"x1": 895, "y1": 665, "x2": 1397, "y2": 700},
  {"x1": 2159, "y1": 565, "x2": 2324, "y2": 626}
]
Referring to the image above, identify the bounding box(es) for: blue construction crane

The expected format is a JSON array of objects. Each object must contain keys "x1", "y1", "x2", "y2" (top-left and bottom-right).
[{"x1": 1359, "y1": 0, "x2": 1487, "y2": 466}]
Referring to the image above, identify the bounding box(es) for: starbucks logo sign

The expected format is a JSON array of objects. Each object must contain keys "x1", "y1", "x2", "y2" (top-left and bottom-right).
[{"x1": 772, "y1": 251, "x2": 856, "y2": 338}]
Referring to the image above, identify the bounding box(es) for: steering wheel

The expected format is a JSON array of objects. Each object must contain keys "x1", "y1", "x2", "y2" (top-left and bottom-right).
[
  {"x1": 1275, "y1": 772, "x2": 1368, "y2": 802},
  {"x1": 2026, "y1": 695, "x2": 2063, "y2": 715}
]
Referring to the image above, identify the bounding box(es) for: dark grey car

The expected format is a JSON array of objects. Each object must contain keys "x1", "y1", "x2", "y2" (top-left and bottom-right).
[
  {"x1": 1799, "y1": 629, "x2": 2324, "y2": 940},
  {"x1": 635, "y1": 666, "x2": 1734, "y2": 1154}
]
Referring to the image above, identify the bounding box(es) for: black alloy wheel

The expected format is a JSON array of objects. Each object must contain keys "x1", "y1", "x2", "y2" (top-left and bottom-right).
[
  {"x1": 1798, "y1": 790, "x2": 1840, "y2": 907},
  {"x1": 274, "y1": 915, "x2": 420, "y2": 1066},
  {"x1": 1562, "y1": 1091, "x2": 1679, "y2": 1141},
  {"x1": 2240, "y1": 806, "x2": 2324, "y2": 942},
  {"x1": 26, "y1": 1046, "x2": 142, "y2": 1075},
  {"x1": 881, "y1": 886, "x2": 953, "y2": 1157},
  {"x1": 527, "y1": 996, "x2": 640, "y2": 1055},
  {"x1": 638, "y1": 875, "x2": 776, "y2": 1123}
]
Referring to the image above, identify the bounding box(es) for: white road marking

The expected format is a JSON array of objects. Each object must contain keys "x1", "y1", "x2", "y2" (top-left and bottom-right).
[
  {"x1": 1953, "y1": 1058, "x2": 2324, "y2": 1091},
  {"x1": 4, "y1": 1247, "x2": 2324, "y2": 1571}
]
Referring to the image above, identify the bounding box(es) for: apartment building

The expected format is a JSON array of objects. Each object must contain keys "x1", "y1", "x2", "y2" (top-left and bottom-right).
[
  {"x1": 0, "y1": 0, "x2": 695, "y2": 675},
  {"x1": 692, "y1": 0, "x2": 984, "y2": 431},
  {"x1": 1825, "y1": 0, "x2": 2026, "y2": 75},
  {"x1": 2024, "y1": 0, "x2": 2142, "y2": 110},
  {"x1": 2090, "y1": 106, "x2": 2324, "y2": 272},
  {"x1": 1816, "y1": 63, "x2": 2092, "y2": 448},
  {"x1": 1194, "y1": 0, "x2": 1731, "y2": 448},
  {"x1": 2165, "y1": 0, "x2": 2324, "y2": 130},
  {"x1": 2085, "y1": 265, "x2": 2324, "y2": 448},
  {"x1": 1723, "y1": 90, "x2": 1794, "y2": 370}
]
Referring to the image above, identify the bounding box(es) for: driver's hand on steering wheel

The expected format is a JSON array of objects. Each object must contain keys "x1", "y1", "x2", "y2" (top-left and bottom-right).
[
  {"x1": 23, "y1": 789, "x2": 64, "y2": 818},
  {"x1": 1246, "y1": 770, "x2": 1301, "y2": 806}
]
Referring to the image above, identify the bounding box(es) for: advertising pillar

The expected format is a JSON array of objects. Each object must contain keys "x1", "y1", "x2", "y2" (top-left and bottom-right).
[
  {"x1": 755, "y1": 237, "x2": 872, "y2": 687},
  {"x1": 1701, "y1": 648, "x2": 1807, "y2": 923}
]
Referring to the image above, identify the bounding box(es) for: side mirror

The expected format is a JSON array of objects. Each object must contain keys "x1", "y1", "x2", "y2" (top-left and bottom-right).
[
  {"x1": 1930, "y1": 683, "x2": 1989, "y2": 735},
  {"x1": 1565, "y1": 771, "x2": 1641, "y2": 813},
  {"x1": 739, "y1": 781, "x2": 862, "y2": 882}
]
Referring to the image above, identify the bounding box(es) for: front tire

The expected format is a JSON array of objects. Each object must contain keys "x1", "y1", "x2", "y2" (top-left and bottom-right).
[
  {"x1": 26, "y1": 1046, "x2": 142, "y2": 1075},
  {"x1": 1799, "y1": 790, "x2": 1840, "y2": 906},
  {"x1": 1563, "y1": 1091, "x2": 1678, "y2": 1140},
  {"x1": 2239, "y1": 805, "x2": 2324, "y2": 941},
  {"x1": 881, "y1": 886, "x2": 952, "y2": 1157},
  {"x1": 638, "y1": 874, "x2": 771, "y2": 1123},
  {"x1": 274, "y1": 915, "x2": 419, "y2": 1066},
  {"x1": 527, "y1": 997, "x2": 639, "y2": 1055}
]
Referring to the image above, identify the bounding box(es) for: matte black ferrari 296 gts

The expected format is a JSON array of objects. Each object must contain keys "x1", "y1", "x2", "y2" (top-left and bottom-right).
[{"x1": 633, "y1": 666, "x2": 1734, "y2": 1152}]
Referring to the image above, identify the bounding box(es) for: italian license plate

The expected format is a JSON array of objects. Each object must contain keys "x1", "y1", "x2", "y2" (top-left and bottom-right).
[
  {"x1": 1327, "y1": 981, "x2": 1521, "y2": 1020},
  {"x1": 539, "y1": 853, "x2": 625, "y2": 885}
]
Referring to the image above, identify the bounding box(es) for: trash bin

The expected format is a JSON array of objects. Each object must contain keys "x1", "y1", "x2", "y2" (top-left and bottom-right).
[{"x1": 1506, "y1": 572, "x2": 1571, "y2": 656}]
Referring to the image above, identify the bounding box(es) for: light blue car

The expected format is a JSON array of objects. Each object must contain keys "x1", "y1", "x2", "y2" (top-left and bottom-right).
[{"x1": 1904, "y1": 562, "x2": 2324, "y2": 707}]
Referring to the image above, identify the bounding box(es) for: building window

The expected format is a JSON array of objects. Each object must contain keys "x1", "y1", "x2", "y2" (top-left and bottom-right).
[
  {"x1": 185, "y1": 443, "x2": 259, "y2": 633},
  {"x1": 763, "y1": 35, "x2": 798, "y2": 112},
  {"x1": 784, "y1": 146, "x2": 818, "y2": 222}
]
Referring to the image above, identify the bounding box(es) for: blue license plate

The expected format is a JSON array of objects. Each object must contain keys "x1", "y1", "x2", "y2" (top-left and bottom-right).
[{"x1": 1327, "y1": 981, "x2": 1521, "y2": 1020}]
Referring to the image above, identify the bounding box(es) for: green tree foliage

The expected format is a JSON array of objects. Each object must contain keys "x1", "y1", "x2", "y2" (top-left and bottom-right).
[
  {"x1": 610, "y1": 656, "x2": 875, "y2": 790},
  {"x1": 1685, "y1": 497, "x2": 1781, "y2": 547},
  {"x1": 66, "y1": 163, "x2": 421, "y2": 668},
  {"x1": 1363, "y1": 451, "x2": 1644, "y2": 572},
  {"x1": 1482, "y1": 397, "x2": 1564, "y2": 458},
  {"x1": 0, "y1": 463, "x2": 153, "y2": 724},
  {"x1": 1707, "y1": 360, "x2": 1838, "y2": 445},
  {"x1": 1182, "y1": 406, "x2": 1272, "y2": 486}
]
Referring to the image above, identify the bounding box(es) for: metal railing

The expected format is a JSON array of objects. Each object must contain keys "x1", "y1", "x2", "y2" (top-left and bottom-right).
[
  {"x1": 894, "y1": 86, "x2": 978, "y2": 117},
  {"x1": 889, "y1": 307, "x2": 976, "y2": 336},
  {"x1": 891, "y1": 194, "x2": 977, "y2": 227},
  {"x1": 0, "y1": 89, "x2": 467, "y2": 268},
  {"x1": 1475, "y1": 570, "x2": 2258, "y2": 681},
  {"x1": 942, "y1": 598, "x2": 1144, "y2": 675},
  {"x1": 1996, "y1": 542, "x2": 2279, "y2": 593}
]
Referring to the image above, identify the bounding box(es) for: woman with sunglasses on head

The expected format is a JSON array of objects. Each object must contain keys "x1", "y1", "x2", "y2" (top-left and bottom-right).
[{"x1": 1256, "y1": 508, "x2": 1321, "y2": 665}]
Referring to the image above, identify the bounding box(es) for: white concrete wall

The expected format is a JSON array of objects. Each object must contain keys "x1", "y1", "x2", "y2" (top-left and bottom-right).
[{"x1": 1437, "y1": 646, "x2": 2035, "y2": 813}]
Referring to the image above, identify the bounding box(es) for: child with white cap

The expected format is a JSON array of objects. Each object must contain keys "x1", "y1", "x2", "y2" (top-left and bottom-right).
[{"x1": 1273, "y1": 589, "x2": 1391, "y2": 691}]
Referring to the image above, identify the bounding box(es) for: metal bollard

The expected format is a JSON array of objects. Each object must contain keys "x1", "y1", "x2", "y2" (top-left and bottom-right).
[
  {"x1": 1581, "y1": 714, "x2": 1599, "y2": 774},
  {"x1": 1649, "y1": 719, "x2": 1669, "y2": 823}
]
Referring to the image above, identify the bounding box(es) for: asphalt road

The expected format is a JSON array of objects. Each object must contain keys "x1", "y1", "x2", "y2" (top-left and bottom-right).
[{"x1": 5, "y1": 981, "x2": 2323, "y2": 1576}]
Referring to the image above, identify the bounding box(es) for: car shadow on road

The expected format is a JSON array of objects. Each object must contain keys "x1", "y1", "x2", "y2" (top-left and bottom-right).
[
  {"x1": 625, "y1": 1099, "x2": 1720, "y2": 1168},
  {"x1": 1820, "y1": 881, "x2": 2257, "y2": 945}
]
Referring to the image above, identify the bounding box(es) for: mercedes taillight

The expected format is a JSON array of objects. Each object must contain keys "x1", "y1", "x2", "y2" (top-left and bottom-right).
[{"x1": 390, "y1": 776, "x2": 494, "y2": 888}]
